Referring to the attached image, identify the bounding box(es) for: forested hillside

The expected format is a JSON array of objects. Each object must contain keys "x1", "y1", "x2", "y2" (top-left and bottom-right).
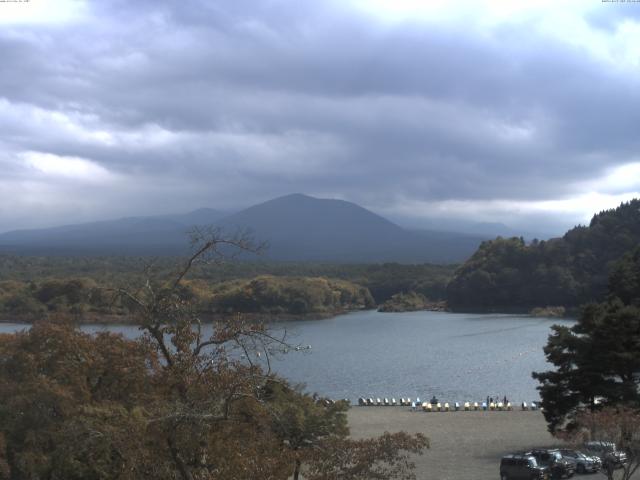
[{"x1": 447, "y1": 200, "x2": 640, "y2": 312}]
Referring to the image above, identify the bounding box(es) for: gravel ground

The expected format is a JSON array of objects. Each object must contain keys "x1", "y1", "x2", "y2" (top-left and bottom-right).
[{"x1": 347, "y1": 407, "x2": 632, "y2": 480}]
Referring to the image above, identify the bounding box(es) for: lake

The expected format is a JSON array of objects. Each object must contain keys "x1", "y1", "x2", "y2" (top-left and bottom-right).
[{"x1": 0, "y1": 310, "x2": 573, "y2": 404}]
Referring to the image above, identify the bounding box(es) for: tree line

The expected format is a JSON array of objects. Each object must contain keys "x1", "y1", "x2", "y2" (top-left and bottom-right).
[
  {"x1": 447, "y1": 200, "x2": 640, "y2": 311},
  {"x1": 0, "y1": 275, "x2": 376, "y2": 322},
  {"x1": 0, "y1": 257, "x2": 454, "y2": 321}
]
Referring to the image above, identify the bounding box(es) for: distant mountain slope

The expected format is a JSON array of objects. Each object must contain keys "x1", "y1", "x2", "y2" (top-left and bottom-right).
[
  {"x1": 398, "y1": 218, "x2": 555, "y2": 241},
  {"x1": 0, "y1": 194, "x2": 486, "y2": 263},
  {"x1": 217, "y1": 194, "x2": 485, "y2": 263},
  {"x1": 446, "y1": 199, "x2": 640, "y2": 311},
  {"x1": 0, "y1": 208, "x2": 227, "y2": 254}
]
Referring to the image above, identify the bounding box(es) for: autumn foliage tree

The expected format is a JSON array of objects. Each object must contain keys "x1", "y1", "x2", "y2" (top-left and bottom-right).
[
  {"x1": 0, "y1": 229, "x2": 427, "y2": 480},
  {"x1": 0, "y1": 319, "x2": 162, "y2": 479},
  {"x1": 305, "y1": 432, "x2": 428, "y2": 480}
]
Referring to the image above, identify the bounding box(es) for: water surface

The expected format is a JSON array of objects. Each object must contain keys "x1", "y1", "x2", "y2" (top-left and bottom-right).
[
  {"x1": 0, "y1": 311, "x2": 573, "y2": 403},
  {"x1": 269, "y1": 310, "x2": 573, "y2": 403}
]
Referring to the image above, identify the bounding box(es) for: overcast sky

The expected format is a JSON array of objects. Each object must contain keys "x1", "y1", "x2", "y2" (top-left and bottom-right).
[{"x1": 1, "y1": 0, "x2": 639, "y2": 235}]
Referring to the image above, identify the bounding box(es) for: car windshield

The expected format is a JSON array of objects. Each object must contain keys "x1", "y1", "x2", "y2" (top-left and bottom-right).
[
  {"x1": 552, "y1": 452, "x2": 562, "y2": 461},
  {"x1": 528, "y1": 458, "x2": 538, "y2": 467}
]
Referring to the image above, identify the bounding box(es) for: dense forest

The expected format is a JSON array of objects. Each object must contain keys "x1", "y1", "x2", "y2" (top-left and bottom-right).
[
  {"x1": 0, "y1": 256, "x2": 454, "y2": 321},
  {"x1": 0, "y1": 256, "x2": 455, "y2": 302},
  {"x1": 447, "y1": 200, "x2": 640, "y2": 312},
  {"x1": 0, "y1": 275, "x2": 374, "y2": 322}
]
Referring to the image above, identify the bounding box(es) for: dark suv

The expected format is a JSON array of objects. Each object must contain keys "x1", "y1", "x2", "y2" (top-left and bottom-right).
[
  {"x1": 500, "y1": 454, "x2": 549, "y2": 480},
  {"x1": 525, "y1": 449, "x2": 575, "y2": 479}
]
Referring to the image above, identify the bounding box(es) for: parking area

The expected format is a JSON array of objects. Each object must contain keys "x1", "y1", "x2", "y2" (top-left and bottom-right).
[{"x1": 347, "y1": 407, "x2": 635, "y2": 480}]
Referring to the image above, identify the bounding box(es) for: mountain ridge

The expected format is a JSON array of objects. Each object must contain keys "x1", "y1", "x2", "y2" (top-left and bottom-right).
[{"x1": 0, "y1": 194, "x2": 489, "y2": 263}]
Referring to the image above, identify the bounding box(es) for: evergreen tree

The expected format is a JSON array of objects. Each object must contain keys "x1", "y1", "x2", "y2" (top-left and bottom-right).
[{"x1": 533, "y1": 247, "x2": 640, "y2": 432}]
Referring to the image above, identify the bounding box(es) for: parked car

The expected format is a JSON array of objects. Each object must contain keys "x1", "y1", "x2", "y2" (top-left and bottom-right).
[
  {"x1": 558, "y1": 449, "x2": 601, "y2": 474},
  {"x1": 525, "y1": 449, "x2": 575, "y2": 479},
  {"x1": 500, "y1": 454, "x2": 550, "y2": 480},
  {"x1": 583, "y1": 441, "x2": 627, "y2": 470}
]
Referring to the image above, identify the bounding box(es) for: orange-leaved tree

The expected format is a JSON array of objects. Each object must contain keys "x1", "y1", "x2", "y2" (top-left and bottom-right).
[{"x1": 0, "y1": 228, "x2": 428, "y2": 479}]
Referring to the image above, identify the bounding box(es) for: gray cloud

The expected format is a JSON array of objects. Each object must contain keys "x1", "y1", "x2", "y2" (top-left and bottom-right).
[{"x1": 1, "y1": 0, "x2": 639, "y2": 234}]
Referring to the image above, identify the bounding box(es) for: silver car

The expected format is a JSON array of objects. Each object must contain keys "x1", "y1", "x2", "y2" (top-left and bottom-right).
[
  {"x1": 559, "y1": 449, "x2": 601, "y2": 474},
  {"x1": 583, "y1": 441, "x2": 627, "y2": 470}
]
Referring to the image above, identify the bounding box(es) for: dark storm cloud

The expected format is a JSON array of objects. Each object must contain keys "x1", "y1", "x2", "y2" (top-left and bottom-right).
[{"x1": 1, "y1": 0, "x2": 639, "y2": 232}]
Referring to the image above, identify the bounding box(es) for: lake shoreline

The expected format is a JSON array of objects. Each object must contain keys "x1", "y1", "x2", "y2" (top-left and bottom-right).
[
  {"x1": 0, "y1": 308, "x2": 372, "y2": 325},
  {"x1": 0, "y1": 306, "x2": 574, "y2": 325}
]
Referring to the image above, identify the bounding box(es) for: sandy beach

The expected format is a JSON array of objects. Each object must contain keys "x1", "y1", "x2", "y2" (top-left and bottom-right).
[{"x1": 348, "y1": 407, "x2": 575, "y2": 480}]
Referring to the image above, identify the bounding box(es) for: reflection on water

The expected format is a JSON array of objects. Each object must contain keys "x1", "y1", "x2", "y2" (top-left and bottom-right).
[{"x1": 0, "y1": 311, "x2": 573, "y2": 403}]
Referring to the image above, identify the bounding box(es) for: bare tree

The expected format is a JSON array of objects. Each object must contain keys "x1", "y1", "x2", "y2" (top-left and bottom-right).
[
  {"x1": 114, "y1": 227, "x2": 281, "y2": 364},
  {"x1": 111, "y1": 228, "x2": 296, "y2": 479},
  {"x1": 571, "y1": 407, "x2": 640, "y2": 480},
  {"x1": 105, "y1": 228, "x2": 427, "y2": 480}
]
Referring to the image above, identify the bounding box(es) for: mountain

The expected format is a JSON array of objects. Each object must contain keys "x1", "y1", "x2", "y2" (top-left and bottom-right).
[
  {"x1": 217, "y1": 194, "x2": 486, "y2": 263},
  {"x1": 158, "y1": 208, "x2": 228, "y2": 226},
  {"x1": 0, "y1": 208, "x2": 227, "y2": 255},
  {"x1": 446, "y1": 199, "x2": 640, "y2": 311},
  {"x1": 0, "y1": 194, "x2": 486, "y2": 263}
]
